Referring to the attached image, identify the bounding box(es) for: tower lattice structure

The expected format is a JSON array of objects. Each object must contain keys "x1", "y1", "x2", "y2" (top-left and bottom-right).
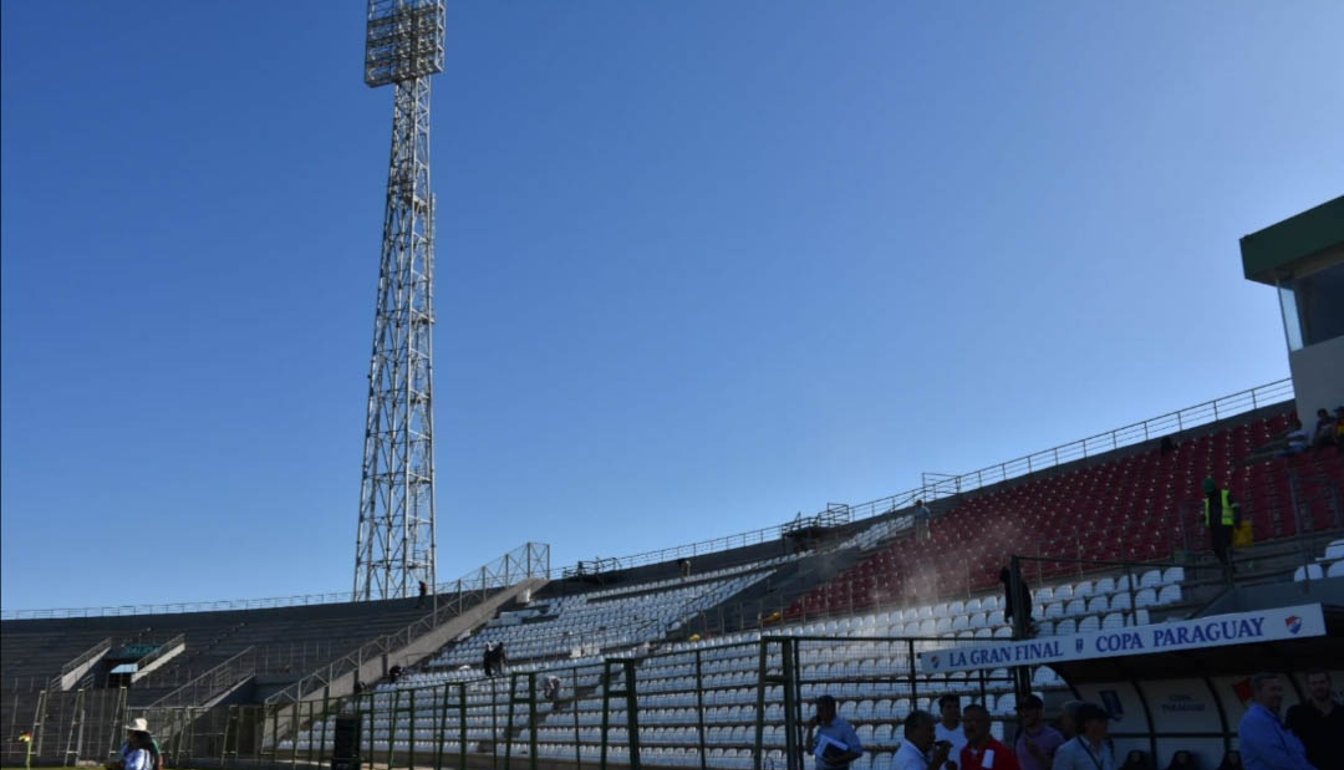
[{"x1": 353, "y1": 0, "x2": 445, "y2": 601}]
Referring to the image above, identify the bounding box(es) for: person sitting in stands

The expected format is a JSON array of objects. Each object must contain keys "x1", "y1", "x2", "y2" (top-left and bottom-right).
[
  {"x1": 1163, "y1": 750, "x2": 1197, "y2": 770},
  {"x1": 1282, "y1": 416, "x2": 1311, "y2": 456},
  {"x1": 1312, "y1": 408, "x2": 1336, "y2": 448},
  {"x1": 1120, "y1": 750, "x2": 1154, "y2": 770}
]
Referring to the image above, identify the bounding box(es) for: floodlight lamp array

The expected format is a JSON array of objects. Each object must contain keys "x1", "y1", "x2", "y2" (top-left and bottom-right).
[{"x1": 364, "y1": 0, "x2": 446, "y2": 88}]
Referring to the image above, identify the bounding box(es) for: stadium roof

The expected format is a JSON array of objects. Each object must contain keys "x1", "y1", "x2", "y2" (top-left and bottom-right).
[{"x1": 1240, "y1": 195, "x2": 1344, "y2": 284}]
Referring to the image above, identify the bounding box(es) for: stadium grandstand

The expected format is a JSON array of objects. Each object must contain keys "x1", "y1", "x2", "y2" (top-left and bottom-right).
[
  {"x1": 5, "y1": 372, "x2": 1342, "y2": 770},
  {"x1": 3, "y1": 3, "x2": 1342, "y2": 764}
]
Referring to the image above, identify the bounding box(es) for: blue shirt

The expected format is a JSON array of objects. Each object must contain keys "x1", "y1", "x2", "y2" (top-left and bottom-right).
[
  {"x1": 119, "y1": 745, "x2": 150, "y2": 770},
  {"x1": 813, "y1": 716, "x2": 862, "y2": 770},
  {"x1": 1239, "y1": 703, "x2": 1316, "y2": 770},
  {"x1": 1053, "y1": 737, "x2": 1115, "y2": 770}
]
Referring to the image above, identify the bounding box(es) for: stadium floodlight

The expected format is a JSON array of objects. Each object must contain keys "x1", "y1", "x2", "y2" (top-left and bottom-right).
[
  {"x1": 364, "y1": 0, "x2": 445, "y2": 88},
  {"x1": 353, "y1": 0, "x2": 445, "y2": 602}
]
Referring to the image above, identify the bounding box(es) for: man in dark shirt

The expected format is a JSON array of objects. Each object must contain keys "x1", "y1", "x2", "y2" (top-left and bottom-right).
[{"x1": 1286, "y1": 669, "x2": 1344, "y2": 770}]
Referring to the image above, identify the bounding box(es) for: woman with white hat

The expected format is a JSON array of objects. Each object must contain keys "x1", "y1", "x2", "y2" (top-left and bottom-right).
[{"x1": 105, "y1": 718, "x2": 157, "y2": 770}]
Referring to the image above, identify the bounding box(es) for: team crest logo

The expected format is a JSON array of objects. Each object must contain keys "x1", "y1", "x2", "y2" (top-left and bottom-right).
[{"x1": 1285, "y1": 615, "x2": 1302, "y2": 635}]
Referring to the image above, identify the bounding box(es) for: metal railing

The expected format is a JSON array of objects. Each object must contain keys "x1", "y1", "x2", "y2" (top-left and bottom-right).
[
  {"x1": 131, "y1": 634, "x2": 186, "y2": 682},
  {"x1": 2, "y1": 542, "x2": 551, "y2": 621},
  {"x1": 201, "y1": 636, "x2": 1015, "y2": 770},
  {"x1": 149, "y1": 647, "x2": 257, "y2": 709},
  {"x1": 1, "y1": 381, "x2": 1293, "y2": 620},
  {"x1": 546, "y1": 380, "x2": 1295, "y2": 578},
  {"x1": 46, "y1": 637, "x2": 112, "y2": 692},
  {"x1": 918, "y1": 378, "x2": 1294, "y2": 500},
  {"x1": 265, "y1": 581, "x2": 509, "y2": 707}
]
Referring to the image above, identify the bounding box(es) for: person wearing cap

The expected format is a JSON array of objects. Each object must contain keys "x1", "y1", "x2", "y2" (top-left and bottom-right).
[
  {"x1": 961, "y1": 703, "x2": 1020, "y2": 770},
  {"x1": 1202, "y1": 477, "x2": 1238, "y2": 574},
  {"x1": 1014, "y1": 693, "x2": 1064, "y2": 770},
  {"x1": 106, "y1": 718, "x2": 157, "y2": 770},
  {"x1": 805, "y1": 695, "x2": 863, "y2": 770},
  {"x1": 1052, "y1": 704, "x2": 1115, "y2": 770}
]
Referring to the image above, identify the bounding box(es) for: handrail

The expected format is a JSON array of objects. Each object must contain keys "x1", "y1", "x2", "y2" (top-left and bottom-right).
[
  {"x1": 133, "y1": 633, "x2": 186, "y2": 673},
  {"x1": 148, "y1": 646, "x2": 255, "y2": 708},
  {"x1": 265, "y1": 547, "x2": 549, "y2": 705},
  {"x1": 917, "y1": 378, "x2": 1294, "y2": 501},
  {"x1": 2, "y1": 542, "x2": 550, "y2": 620},
  {"x1": 264, "y1": 578, "x2": 497, "y2": 705},
  {"x1": 46, "y1": 636, "x2": 113, "y2": 691},
  {"x1": 548, "y1": 380, "x2": 1294, "y2": 576},
  {"x1": 2, "y1": 380, "x2": 1293, "y2": 619}
]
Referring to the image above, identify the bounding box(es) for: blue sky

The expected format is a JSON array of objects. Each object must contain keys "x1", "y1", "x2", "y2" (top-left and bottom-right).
[{"x1": 2, "y1": 1, "x2": 1341, "y2": 612}]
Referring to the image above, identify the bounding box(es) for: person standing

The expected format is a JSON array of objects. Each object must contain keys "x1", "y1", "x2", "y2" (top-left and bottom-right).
[
  {"x1": 1057, "y1": 701, "x2": 1084, "y2": 739},
  {"x1": 1202, "y1": 477, "x2": 1239, "y2": 573},
  {"x1": 1238, "y1": 672, "x2": 1315, "y2": 770},
  {"x1": 543, "y1": 674, "x2": 563, "y2": 705},
  {"x1": 1285, "y1": 670, "x2": 1342, "y2": 770},
  {"x1": 1054, "y1": 704, "x2": 1116, "y2": 770},
  {"x1": 914, "y1": 500, "x2": 933, "y2": 542},
  {"x1": 961, "y1": 703, "x2": 1021, "y2": 770},
  {"x1": 1015, "y1": 694, "x2": 1064, "y2": 770},
  {"x1": 804, "y1": 695, "x2": 863, "y2": 770},
  {"x1": 936, "y1": 695, "x2": 968, "y2": 765},
  {"x1": 1311, "y1": 408, "x2": 1336, "y2": 448},
  {"x1": 894, "y1": 710, "x2": 954, "y2": 770},
  {"x1": 107, "y1": 719, "x2": 158, "y2": 770},
  {"x1": 483, "y1": 642, "x2": 496, "y2": 677},
  {"x1": 1000, "y1": 567, "x2": 1038, "y2": 637}
]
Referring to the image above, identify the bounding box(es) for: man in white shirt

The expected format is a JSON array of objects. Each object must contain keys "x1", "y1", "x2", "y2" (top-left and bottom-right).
[
  {"x1": 936, "y1": 695, "x2": 967, "y2": 768},
  {"x1": 895, "y1": 710, "x2": 953, "y2": 770}
]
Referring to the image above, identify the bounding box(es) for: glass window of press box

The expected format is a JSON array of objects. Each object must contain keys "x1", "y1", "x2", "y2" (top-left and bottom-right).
[{"x1": 1278, "y1": 260, "x2": 1344, "y2": 351}]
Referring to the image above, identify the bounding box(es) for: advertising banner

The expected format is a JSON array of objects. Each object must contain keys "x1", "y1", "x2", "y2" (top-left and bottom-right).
[{"x1": 917, "y1": 603, "x2": 1325, "y2": 673}]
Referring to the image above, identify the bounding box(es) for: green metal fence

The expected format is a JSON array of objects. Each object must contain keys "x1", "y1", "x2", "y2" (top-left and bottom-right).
[{"x1": 11, "y1": 635, "x2": 1034, "y2": 770}]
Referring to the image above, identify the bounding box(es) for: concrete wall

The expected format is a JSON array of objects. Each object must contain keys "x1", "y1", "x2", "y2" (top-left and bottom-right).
[{"x1": 1290, "y1": 333, "x2": 1344, "y2": 422}]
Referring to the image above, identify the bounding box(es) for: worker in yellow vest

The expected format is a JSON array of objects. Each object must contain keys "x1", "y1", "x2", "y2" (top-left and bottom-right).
[{"x1": 1202, "y1": 477, "x2": 1239, "y2": 575}]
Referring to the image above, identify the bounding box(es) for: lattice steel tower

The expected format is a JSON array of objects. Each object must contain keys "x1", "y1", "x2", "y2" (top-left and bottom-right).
[{"x1": 353, "y1": 0, "x2": 445, "y2": 601}]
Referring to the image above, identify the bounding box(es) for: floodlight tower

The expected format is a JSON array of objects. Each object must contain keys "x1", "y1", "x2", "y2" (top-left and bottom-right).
[{"x1": 353, "y1": 0, "x2": 445, "y2": 601}]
